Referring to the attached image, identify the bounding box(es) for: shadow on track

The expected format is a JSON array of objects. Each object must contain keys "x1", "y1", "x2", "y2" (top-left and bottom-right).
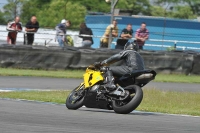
[{"x1": 78, "y1": 108, "x2": 161, "y2": 116}]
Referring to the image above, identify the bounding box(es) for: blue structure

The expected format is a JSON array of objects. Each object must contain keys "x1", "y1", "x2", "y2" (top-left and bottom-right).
[{"x1": 85, "y1": 15, "x2": 200, "y2": 51}]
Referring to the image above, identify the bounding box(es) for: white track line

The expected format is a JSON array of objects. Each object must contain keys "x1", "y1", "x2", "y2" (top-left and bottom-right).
[
  {"x1": 0, "y1": 88, "x2": 60, "y2": 92},
  {"x1": 0, "y1": 90, "x2": 13, "y2": 92}
]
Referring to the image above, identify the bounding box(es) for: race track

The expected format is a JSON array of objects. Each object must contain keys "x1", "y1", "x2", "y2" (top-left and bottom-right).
[
  {"x1": 0, "y1": 76, "x2": 200, "y2": 133},
  {"x1": 0, "y1": 76, "x2": 199, "y2": 92},
  {"x1": 0, "y1": 99, "x2": 199, "y2": 133}
]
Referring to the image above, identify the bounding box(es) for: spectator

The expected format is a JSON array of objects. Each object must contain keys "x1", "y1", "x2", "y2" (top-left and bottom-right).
[
  {"x1": 6, "y1": 16, "x2": 22, "y2": 45},
  {"x1": 24, "y1": 16, "x2": 40, "y2": 45},
  {"x1": 79, "y1": 22, "x2": 93, "y2": 48},
  {"x1": 55, "y1": 19, "x2": 67, "y2": 47},
  {"x1": 100, "y1": 20, "x2": 118, "y2": 48},
  {"x1": 116, "y1": 24, "x2": 133, "y2": 50},
  {"x1": 66, "y1": 20, "x2": 71, "y2": 27},
  {"x1": 135, "y1": 22, "x2": 149, "y2": 50},
  {"x1": 64, "y1": 20, "x2": 72, "y2": 46}
]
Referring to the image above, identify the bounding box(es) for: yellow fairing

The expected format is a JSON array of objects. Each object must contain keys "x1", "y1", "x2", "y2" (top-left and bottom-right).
[{"x1": 84, "y1": 69, "x2": 104, "y2": 88}]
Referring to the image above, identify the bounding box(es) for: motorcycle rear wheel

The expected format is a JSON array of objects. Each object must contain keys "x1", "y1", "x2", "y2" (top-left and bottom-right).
[
  {"x1": 112, "y1": 85, "x2": 143, "y2": 114},
  {"x1": 66, "y1": 85, "x2": 85, "y2": 110}
]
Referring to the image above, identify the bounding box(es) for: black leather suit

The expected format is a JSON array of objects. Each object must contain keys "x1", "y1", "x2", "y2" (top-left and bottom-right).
[{"x1": 101, "y1": 50, "x2": 145, "y2": 77}]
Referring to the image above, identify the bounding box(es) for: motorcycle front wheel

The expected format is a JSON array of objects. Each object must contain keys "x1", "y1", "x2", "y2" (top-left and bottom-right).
[
  {"x1": 112, "y1": 85, "x2": 143, "y2": 114},
  {"x1": 66, "y1": 84, "x2": 85, "y2": 110}
]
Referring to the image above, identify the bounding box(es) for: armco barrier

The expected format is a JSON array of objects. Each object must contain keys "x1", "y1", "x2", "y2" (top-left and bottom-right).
[
  {"x1": 191, "y1": 54, "x2": 200, "y2": 74},
  {"x1": 0, "y1": 44, "x2": 199, "y2": 75},
  {"x1": 0, "y1": 45, "x2": 79, "y2": 69},
  {"x1": 142, "y1": 50, "x2": 195, "y2": 74},
  {"x1": 70, "y1": 49, "x2": 96, "y2": 68},
  {"x1": 0, "y1": 45, "x2": 25, "y2": 67},
  {"x1": 139, "y1": 50, "x2": 154, "y2": 69},
  {"x1": 23, "y1": 48, "x2": 79, "y2": 69},
  {"x1": 70, "y1": 48, "x2": 122, "y2": 68}
]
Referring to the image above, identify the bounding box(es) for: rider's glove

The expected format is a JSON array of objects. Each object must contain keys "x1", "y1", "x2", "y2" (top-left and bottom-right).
[{"x1": 94, "y1": 62, "x2": 102, "y2": 68}]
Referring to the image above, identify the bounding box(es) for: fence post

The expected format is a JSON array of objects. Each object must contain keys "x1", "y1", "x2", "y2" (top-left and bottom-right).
[
  {"x1": 174, "y1": 41, "x2": 177, "y2": 49},
  {"x1": 108, "y1": 0, "x2": 119, "y2": 49}
]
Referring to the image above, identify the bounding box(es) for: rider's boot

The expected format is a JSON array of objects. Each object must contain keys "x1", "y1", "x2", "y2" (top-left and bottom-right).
[{"x1": 104, "y1": 71, "x2": 116, "y2": 91}]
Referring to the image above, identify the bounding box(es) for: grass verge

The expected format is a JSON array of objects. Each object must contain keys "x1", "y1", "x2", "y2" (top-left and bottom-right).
[
  {"x1": 0, "y1": 68, "x2": 84, "y2": 78},
  {"x1": 155, "y1": 74, "x2": 200, "y2": 83},
  {"x1": 0, "y1": 68, "x2": 200, "y2": 83},
  {"x1": 0, "y1": 89, "x2": 199, "y2": 116},
  {"x1": 138, "y1": 89, "x2": 200, "y2": 116},
  {"x1": 0, "y1": 90, "x2": 71, "y2": 104}
]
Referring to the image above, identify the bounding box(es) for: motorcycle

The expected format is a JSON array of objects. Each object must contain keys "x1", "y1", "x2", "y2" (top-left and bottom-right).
[{"x1": 66, "y1": 65, "x2": 156, "y2": 114}]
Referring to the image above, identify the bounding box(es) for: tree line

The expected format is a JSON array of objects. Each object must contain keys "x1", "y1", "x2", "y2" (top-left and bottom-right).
[{"x1": 0, "y1": 0, "x2": 199, "y2": 29}]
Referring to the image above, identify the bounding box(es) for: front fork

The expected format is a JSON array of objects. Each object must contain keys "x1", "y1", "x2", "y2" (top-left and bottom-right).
[{"x1": 75, "y1": 82, "x2": 85, "y2": 91}]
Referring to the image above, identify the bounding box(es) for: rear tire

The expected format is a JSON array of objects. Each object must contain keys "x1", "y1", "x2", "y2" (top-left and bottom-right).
[
  {"x1": 112, "y1": 85, "x2": 143, "y2": 114},
  {"x1": 66, "y1": 85, "x2": 85, "y2": 110}
]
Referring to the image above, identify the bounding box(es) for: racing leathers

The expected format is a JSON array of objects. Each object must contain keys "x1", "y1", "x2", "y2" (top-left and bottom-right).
[
  {"x1": 6, "y1": 21, "x2": 22, "y2": 44},
  {"x1": 101, "y1": 50, "x2": 145, "y2": 90}
]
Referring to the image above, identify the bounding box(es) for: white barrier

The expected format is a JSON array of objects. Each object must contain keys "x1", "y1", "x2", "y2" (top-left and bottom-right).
[{"x1": 1, "y1": 28, "x2": 200, "y2": 50}]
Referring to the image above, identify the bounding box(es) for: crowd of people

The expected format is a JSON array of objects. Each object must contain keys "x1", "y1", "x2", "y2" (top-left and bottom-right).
[
  {"x1": 100, "y1": 20, "x2": 149, "y2": 50},
  {"x1": 6, "y1": 17, "x2": 149, "y2": 50},
  {"x1": 6, "y1": 16, "x2": 39, "y2": 45}
]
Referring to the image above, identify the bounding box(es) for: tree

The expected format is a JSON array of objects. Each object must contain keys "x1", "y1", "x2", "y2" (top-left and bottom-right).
[
  {"x1": 20, "y1": 0, "x2": 51, "y2": 25},
  {"x1": 0, "y1": 11, "x2": 6, "y2": 24},
  {"x1": 3, "y1": 0, "x2": 24, "y2": 22},
  {"x1": 150, "y1": 6, "x2": 168, "y2": 17},
  {"x1": 182, "y1": 0, "x2": 200, "y2": 15},
  {"x1": 116, "y1": 0, "x2": 152, "y2": 15},
  {"x1": 68, "y1": 0, "x2": 110, "y2": 13},
  {"x1": 67, "y1": 0, "x2": 152, "y2": 15},
  {"x1": 169, "y1": 6, "x2": 197, "y2": 19},
  {"x1": 151, "y1": 0, "x2": 198, "y2": 19},
  {"x1": 28, "y1": 0, "x2": 87, "y2": 29},
  {"x1": 19, "y1": 0, "x2": 87, "y2": 29}
]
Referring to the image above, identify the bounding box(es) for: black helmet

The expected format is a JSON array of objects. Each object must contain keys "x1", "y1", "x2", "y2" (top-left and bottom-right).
[{"x1": 124, "y1": 41, "x2": 139, "y2": 51}]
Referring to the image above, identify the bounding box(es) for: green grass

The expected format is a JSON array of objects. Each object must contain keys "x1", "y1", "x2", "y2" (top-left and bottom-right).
[
  {"x1": 0, "y1": 90, "x2": 71, "y2": 104},
  {"x1": 0, "y1": 68, "x2": 84, "y2": 78},
  {"x1": 0, "y1": 89, "x2": 200, "y2": 116},
  {"x1": 155, "y1": 74, "x2": 200, "y2": 83},
  {"x1": 0, "y1": 68, "x2": 200, "y2": 83},
  {"x1": 138, "y1": 89, "x2": 200, "y2": 116}
]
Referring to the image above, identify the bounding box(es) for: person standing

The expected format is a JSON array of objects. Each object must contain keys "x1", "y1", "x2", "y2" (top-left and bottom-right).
[
  {"x1": 79, "y1": 22, "x2": 93, "y2": 48},
  {"x1": 116, "y1": 24, "x2": 133, "y2": 50},
  {"x1": 66, "y1": 20, "x2": 71, "y2": 28},
  {"x1": 64, "y1": 20, "x2": 72, "y2": 46},
  {"x1": 55, "y1": 19, "x2": 67, "y2": 47},
  {"x1": 6, "y1": 16, "x2": 22, "y2": 45},
  {"x1": 135, "y1": 22, "x2": 149, "y2": 50},
  {"x1": 24, "y1": 16, "x2": 40, "y2": 45},
  {"x1": 100, "y1": 20, "x2": 118, "y2": 48}
]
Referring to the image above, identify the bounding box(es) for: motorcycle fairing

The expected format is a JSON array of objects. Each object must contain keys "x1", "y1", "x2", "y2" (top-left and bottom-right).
[{"x1": 84, "y1": 70, "x2": 104, "y2": 88}]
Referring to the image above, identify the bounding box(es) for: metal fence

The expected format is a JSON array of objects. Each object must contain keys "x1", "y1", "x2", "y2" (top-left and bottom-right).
[
  {"x1": 85, "y1": 15, "x2": 200, "y2": 51},
  {"x1": 1, "y1": 23, "x2": 200, "y2": 51}
]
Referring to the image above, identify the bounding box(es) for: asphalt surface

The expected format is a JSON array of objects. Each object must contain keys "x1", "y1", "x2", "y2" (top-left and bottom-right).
[
  {"x1": 1, "y1": 38, "x2": 200, "y2": 133},
  {"x1": 0, "y1": 99, "x2": 199, "y2": 133},
  {"x1": 0, "y1": 76, "x2": 199, "y2": 92},
  {"x1": 0, "y1": 77, "x2": 200, "y2": 133}
]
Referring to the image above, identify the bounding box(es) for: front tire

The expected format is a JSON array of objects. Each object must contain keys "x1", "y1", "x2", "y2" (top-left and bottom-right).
[
  {"x1": 66, "y1": 85, "x2": 85, "y2": 110},
  {"x1": 112, "y1": 85, "x2": 143, "y2": 114}
]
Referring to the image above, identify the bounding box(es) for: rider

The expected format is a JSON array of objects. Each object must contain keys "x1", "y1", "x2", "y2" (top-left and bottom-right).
[{"x1": 94, "y1": 41, "x2": 145, "y2": 91}]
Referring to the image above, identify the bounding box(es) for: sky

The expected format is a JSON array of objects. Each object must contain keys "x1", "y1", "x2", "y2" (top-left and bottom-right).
[
  {"x1": 0, "y1": 0, "x2": 8, "y2": 5},
  {"x1": 0, "y1": 0, "x2": 8, "y2": 10}
]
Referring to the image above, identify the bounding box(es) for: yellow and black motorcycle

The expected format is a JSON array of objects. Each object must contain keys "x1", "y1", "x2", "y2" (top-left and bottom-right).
[{"x1": 66, "y1": 65, "x2": 156, "y2": 114}]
